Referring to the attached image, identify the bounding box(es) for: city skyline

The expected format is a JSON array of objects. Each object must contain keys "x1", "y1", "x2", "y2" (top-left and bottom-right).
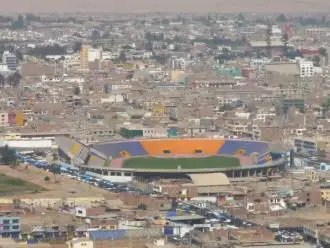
[{"x1": 0, "y1": 0, "x2": 329, "y2": 13}]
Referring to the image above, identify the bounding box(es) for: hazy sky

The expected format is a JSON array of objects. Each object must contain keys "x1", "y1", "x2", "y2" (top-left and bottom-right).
[{"x1": 1, "y1": 0, "x2": 329, "y2": 13}]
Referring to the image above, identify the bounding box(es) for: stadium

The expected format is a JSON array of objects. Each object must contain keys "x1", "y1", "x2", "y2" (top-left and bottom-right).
[{"x1": 62, "y1": 138, "x2": 288, "y2": 183}]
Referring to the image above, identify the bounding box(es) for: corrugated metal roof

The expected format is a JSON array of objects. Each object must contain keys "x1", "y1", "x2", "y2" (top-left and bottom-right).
[{"x1": 89, "y1": 230, "x2": 126, "y2": 240}]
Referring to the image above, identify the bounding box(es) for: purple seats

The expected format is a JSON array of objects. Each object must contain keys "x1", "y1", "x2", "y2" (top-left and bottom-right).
[
  {"x1": 218, "y1": 140, "x2": 269, "y2": 155},
  {"x1": 257, "y1": 152, "x2": 273, "y2": 164},
  {"x1": 93, "y1": 141, "x2": 147, "y2": 158}
]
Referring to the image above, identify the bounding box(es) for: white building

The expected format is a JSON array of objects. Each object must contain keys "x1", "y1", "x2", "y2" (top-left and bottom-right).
[
  {"x1": 249, "y1": 58, "x2": 272, "y2": 71},
  {"x1": 142, "y1": 127, "x2": 168, "y2": 138},
  {"x1": 88, "y1": 47, "x2": 103, "y2": 62},
  {"x1": 109, "y1": 82, "x2": 132, "y2": 91},
  {"x1": 297, "y1": 59, "x2": 314, "y2": 77},
  {"x1": 255, "y1": 112, "x2": 276, "y2": 122},
  {"x1": 2, "y1": 51, "x2": 17, "y2": 71},
  {"x1": 67, "y1": 238, "x2": 93, "y2": 248},
  {"x1": 101, "y1": 94, "x2": 124, "y2": 103},
  {"x1": 170, "y1": 57, "x2": 186, "y2": 70}
]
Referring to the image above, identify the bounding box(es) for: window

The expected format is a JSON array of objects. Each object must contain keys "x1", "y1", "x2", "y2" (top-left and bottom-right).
[
  {"x1": 11, "y1": 225, "x2": 19, "y2": 230},
  {"x1": 163, "y1": 150, "x2": 171, "y2": 154},
  {"x1": 3, "y1": 220, "x2": 10, "y2": 224},
  {"x1": 11, "y1": 219, "x2": 19, "y2": 224},
  {"x1": 3, "y1": 226, "x2": 10, "y2": 230},
  {"x1": 78, "y1": 210, "x2": 83, "y2": 214}
]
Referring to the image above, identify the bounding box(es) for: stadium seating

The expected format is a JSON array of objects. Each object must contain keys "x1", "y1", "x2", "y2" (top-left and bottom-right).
[
  {"x1": 140, "y1": 139, "x2": 225, "y2": 156},
  {"x1": 93, "y1": 141, "x2": 147, "y2": 158},
  {"x1": 257, "y1": 151, "x2": 273, "y2": 165},
  {"x1": 91, "y1": 139, "x2": 272, "y2": 166},
  {"x1": 218, "y1": 140, "x2": 269, "y2": 155},
  {"x1": 70, "y1": 143, "x2": 81, "y2": 156}
]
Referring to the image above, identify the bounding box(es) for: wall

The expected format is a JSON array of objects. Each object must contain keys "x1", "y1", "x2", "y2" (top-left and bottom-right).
[
  {"x1": 140, "y1": 139, "x2": 225, "y2": 156},
  {"x1": 85, "y1": 171, "x2": 133, "y2": 183},
  {"x1": 0, "y1": 139, "x2": 53, "y2": 149},
  {"x1": 119, "y1": 193, "x2": 172, "y2": 210}
]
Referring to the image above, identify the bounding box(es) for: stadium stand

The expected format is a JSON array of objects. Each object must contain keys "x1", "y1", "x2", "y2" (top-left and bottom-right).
[
  {"x1": 218, "y1": 140, "x2": 269, "y2": 155},
  {"x1": 90, "y1": 139, "x2": 271, "y2": 161},
  {"x1": 93, "y1": 141, "x2": 147, "y2": 158},
  {"x1": 257, "y1": 151, "x2": 273, "y2": 165},
  {"x1": 70, "y1": 143, "x2": 81, "y2": 156},
  {"x1": 140, "y1": 139, "x2": 225, "y2": 156}
]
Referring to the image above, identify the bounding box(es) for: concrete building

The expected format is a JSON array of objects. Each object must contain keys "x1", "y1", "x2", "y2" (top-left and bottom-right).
[
  {"x1": 293, "y1": 137, "x2": 318, "y2": 155},
  {"x1": 80, "y1": 45, "x2": 89, "y2": 70},
  {"x1": 67, "y1": 238, "x2": 94, "y2": 248},
  {"x1": 120, "y1": 125, "x2": 167, "y2": 139},
  {"x1": 169, "y1": 57, "x2": 186, "y2": 70},
  {"x1": 0, "y1": 216, "x2": 21, "y2": 238},
  {"x1": 246, "y1": 40, "x2": 285, "y2": 57},
  {"x1": 2, "y1": 51, "x2": 17, "y2": 71},
  {"x1": 297, "y1": 59, "x2": 314, "y2": 77},
  {"x1": 88, "y1": 47, "x2": 103, "y2": 62}
]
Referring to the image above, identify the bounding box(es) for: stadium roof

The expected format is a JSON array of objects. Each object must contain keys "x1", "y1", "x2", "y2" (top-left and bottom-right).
[
  {"x1": 188, "y1": 173, "x2": 230, "y2": 186},
  {"x1": 55, "y1": 136, "x2": 76, "y2": 158}
]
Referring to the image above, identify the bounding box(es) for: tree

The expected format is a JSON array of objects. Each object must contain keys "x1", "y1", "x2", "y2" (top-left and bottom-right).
[
  {"x1": 282, "y1": 32, "x2": 289, "y2": 55},
  {"x1": 0, "y1": 145, "x2": 17, "y2": 165},
  {"x1": 15, "y1": 50, "x2": 23, "y2": 61},
  {"x1": 312, "y1": 55, "x2": 321, "y2": 67},
  {"x1": 102, "y1": 31, "x2": 110, "y2": 39},
  {"x1": 91, "y1": 30, "x2": 101, "y2": 40},
  {"x1": 237, "y1": 13, "x2": 245, "y2": 22},
  {"x1": 119, "y1": 51, "x2": 127, "y2": 63},
  {"x1": 27, "y1": 44, "x2": 66, "y2": 57},
  {"x1": 7, "y1": 72, "x2": 22, "y2": 88},
  {"x1": 276, "y1": 14, "x2": 287, "y2": 23},
  {"x1": 104, "y1": 83, "x2": 109, "y2": 94},
  {"x1": 319, "y1": 47, "x2": 327, "y2": 57},
  {"x1": 73, "y1": 41, "x2": 82, "y2": 53},
  {"x1": 44, "y1": 175, "x2": 50, "y2": 183},
  {"x1": 0, "y1": 73, "x2": 5, "y2": 88},
  {"x1": 11, "y1": 14, "x2": 25, "y2": 30},
  {"x1": 137, "y1": 203, "x2": 147, "y2": 210},
  {"x1": 73, "y1": 86, "x2": 80, "y2": 96},
  {"x1": 318, "y1": 149, "x2": 326, "y2": 159},
  {"x1": 25, "y1": 13, "x2": 41, "y2": 23}
]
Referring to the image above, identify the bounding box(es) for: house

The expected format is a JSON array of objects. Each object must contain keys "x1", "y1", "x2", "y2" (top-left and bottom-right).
[
  {"x1": 75, "y1": 207, "x2": 106, "y2": 218},
  {"x1": 67, "y1": 238, "x2": 93, "y2": 248}
]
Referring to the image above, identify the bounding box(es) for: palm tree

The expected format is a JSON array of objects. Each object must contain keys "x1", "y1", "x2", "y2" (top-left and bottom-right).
[{"x1": 0, "y1": 73, "x2": 4, "y2": 88}]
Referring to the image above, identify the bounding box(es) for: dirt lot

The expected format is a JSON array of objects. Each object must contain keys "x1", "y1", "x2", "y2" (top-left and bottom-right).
[
  {"x1": 0, "y1": 172, "x2": 46, "y2": 196},
  {"x1": 0, "y1": 164, "x2": 110, "y2": 198}
]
